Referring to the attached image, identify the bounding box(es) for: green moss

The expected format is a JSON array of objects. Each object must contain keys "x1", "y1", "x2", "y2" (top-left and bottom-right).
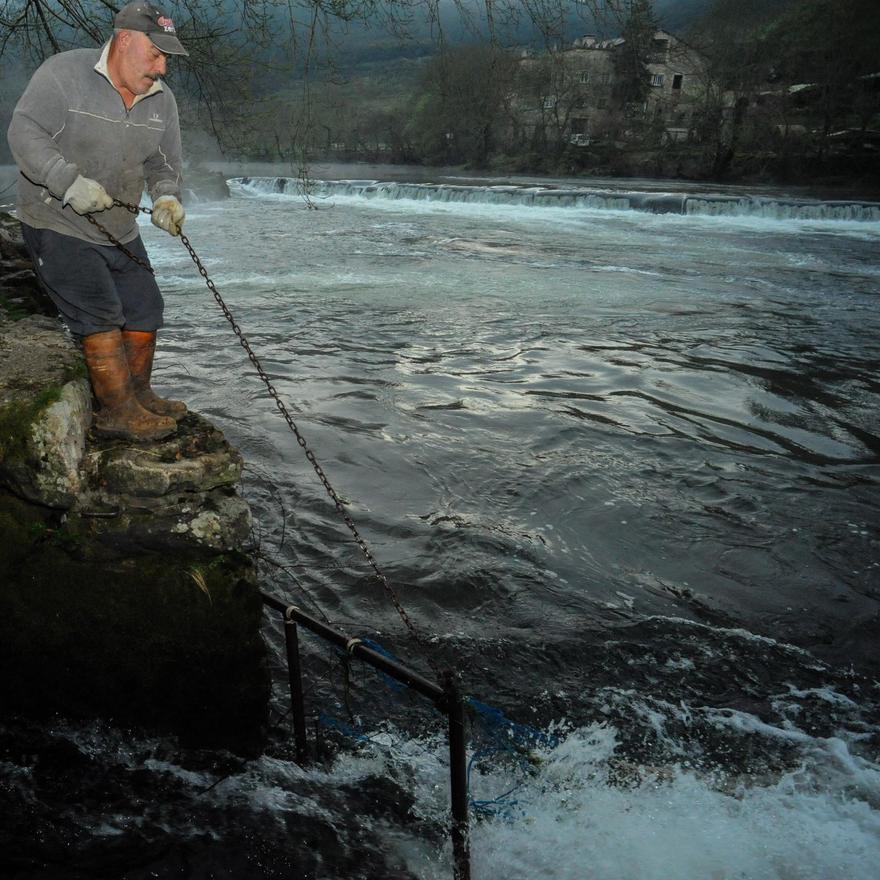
[
  {"x1": 0, "y1": 384, "x2": 63, "y2": 464},
  {"x1": 61, "y1": 359, "x2": 88, "y2": 382},
  {"x1": 50, "y1": 520, "x2": 83, "y2": 552}
]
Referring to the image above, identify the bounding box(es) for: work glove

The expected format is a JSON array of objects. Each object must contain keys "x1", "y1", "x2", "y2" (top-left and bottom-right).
[
  {"x1": 63, "y1": 175, "x2": 114, "y2": 214},
  {"x1": 151, "y1": 196, "x2": 185, "y2": 236}
]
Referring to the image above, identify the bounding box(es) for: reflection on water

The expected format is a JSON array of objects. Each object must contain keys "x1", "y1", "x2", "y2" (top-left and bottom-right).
[{"x1": 147, "y1": 183, "x2": 879, "y2": 663}]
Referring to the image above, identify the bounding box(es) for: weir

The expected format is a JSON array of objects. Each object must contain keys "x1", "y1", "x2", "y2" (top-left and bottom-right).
[{"x1": 233, "y1": 176, "x2": 880, "y2": 222}]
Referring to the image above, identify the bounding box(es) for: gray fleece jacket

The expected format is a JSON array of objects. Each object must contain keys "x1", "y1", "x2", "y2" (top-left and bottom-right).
[{"x1": 7, "y1": 41, "x2": 183, "y2": 245}]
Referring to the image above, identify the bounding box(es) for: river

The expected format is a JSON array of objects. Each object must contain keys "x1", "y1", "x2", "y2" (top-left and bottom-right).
[{"x1": 2, "y1": 165, "x2": 879, "y2": 879}]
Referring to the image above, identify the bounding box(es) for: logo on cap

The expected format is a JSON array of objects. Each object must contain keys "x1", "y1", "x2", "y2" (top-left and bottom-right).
[{"x1": 157, "y1": 15, "x2": 175, "y2": 32}]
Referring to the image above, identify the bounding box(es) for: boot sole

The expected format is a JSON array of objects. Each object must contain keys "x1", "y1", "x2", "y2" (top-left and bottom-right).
[{"x1": 93, "y1": 421, "x2": 177, "y2": 442}]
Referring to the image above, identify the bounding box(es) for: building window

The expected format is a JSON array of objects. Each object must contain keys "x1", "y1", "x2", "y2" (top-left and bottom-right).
[
  {"x1": 650, "y1": 74, "x2": 665, "y2": 87},
  {"x1": 579, "y1": 71, "x2": 590, "y2": 85},
  {"x1": 543, "y1": 96, "x2": 557, "y2": 110},
  {"x1": 601, "y1": 73, "x2": 611, "y2": 85},
  {"x1": 672, "y1": 74, "x2": 683, "y2": 90}
]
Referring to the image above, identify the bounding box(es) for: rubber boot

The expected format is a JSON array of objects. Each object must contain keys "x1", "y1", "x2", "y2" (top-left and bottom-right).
[
  {"x1": 81, "y1": 329, "x2": 176, "y2": 442},
  {"x1": 122, "y1": 329, "x2": 187, "y2": 421}
]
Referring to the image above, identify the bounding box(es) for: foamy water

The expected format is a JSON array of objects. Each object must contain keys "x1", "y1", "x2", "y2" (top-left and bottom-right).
[
  {"x1": 230, "y1": 176, "x2": 880, "y2": 224},
  {"x1": 14, "y1": 707, "x2": 876, "y2": 879}
]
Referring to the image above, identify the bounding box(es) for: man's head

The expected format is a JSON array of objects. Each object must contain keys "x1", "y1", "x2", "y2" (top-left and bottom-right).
[
  {"x1": 109, "y1": 29, "x2": 170, "y2": 96},
  {"x1": 109, "y1": 3, "x2": 187, "y2": 98},
  {"x1": 114, "y1": 2, "x2": 188, "y2": 57}
]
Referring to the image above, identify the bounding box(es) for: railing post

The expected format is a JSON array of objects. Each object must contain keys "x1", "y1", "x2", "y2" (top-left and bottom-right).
[
  {"x1": 445, "y1": 675, "x2": 471, "y2": 880},
  {"x1": 284, "y1": 607, "x2": 309, "y2": 765}
]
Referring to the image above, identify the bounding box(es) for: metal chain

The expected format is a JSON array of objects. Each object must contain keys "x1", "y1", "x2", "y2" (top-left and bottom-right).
[
  {"x1": 175, "y1": 228, "x2": 428, "y2": 648},
  {"x1": 85, "y1": 197, "x2": 432, "y2": 660},
  {"x1": 85, "y1": 199, "x2": 155, "y2": 272}
]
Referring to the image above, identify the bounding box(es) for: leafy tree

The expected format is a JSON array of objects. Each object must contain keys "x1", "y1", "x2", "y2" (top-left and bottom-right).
[{"x1": 690, "y1": 0, "x2": 880, "y2": 177}]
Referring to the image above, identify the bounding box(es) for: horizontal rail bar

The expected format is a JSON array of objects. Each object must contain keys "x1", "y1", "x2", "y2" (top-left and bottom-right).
[{"x1": 260, "y1": 592, "x2": 446, "y2": 705}]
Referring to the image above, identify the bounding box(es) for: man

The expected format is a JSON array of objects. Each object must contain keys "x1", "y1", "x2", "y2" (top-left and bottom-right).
[{"x1": 7, "y1": 2, "x2": 189, "y2": 442}]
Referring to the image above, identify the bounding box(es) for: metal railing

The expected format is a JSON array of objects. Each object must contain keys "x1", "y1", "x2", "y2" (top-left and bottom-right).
[{"x1": 261, "y1": 592, "x2": 471, "y2": 880}]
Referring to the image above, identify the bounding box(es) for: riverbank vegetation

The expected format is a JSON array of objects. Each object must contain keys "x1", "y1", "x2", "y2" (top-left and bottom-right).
[
  {"x1": 0, "y1": 1, "x2": 877, "y2": 188},
  {"x1": 254, "y1": 0, "x2": 878, "y2": 188}
]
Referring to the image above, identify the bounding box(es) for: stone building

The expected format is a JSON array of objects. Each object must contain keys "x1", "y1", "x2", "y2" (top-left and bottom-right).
[{"x1": 516, "y1": 29, "x2": 709, "y2": 150}]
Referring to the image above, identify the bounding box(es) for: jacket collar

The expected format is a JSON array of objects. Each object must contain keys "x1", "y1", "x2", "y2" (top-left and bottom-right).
[{"x1": 94, "y1": 40, "x2": 163, "y2": 106}]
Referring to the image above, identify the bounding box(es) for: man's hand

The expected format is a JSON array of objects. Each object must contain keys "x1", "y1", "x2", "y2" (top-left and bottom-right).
[
  {"x1": 63, "y1": 175, "x2": 114, "y2": 214},
  {"x1": 151, "y1": 196, "x2": 185, "y2": 236}
]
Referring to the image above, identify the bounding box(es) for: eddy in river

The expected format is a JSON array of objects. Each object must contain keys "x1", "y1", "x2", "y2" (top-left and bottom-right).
[{"x1": 7, "y1": 2, "x2": 189, "y2": 442}]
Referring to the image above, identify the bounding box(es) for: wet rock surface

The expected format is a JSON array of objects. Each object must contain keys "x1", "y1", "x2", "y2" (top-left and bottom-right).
[
  {"x1": 79, "y1": 412, "x2": 252, "y2": 556},
  {"x1": 0, "y1": 314, "x2": 253, "y2": 553}
]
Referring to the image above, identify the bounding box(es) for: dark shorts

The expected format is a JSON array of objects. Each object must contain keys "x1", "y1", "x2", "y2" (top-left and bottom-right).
[{"x1": 21, "y1": 224, "x2": 164, "y2": 336}]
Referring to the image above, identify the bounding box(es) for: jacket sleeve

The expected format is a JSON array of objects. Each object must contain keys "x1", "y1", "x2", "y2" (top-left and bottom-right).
[
  {"x1": 6, "y1": 61, "x2": 80, "y2": 198},
  {"x1": 145, "y1": 90, "x2": 183, "y2": 202}
]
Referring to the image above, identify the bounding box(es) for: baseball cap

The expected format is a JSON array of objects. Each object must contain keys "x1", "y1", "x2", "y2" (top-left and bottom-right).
[{"x1": 114, "y1": 2, "x2": 189, "y2": 56}]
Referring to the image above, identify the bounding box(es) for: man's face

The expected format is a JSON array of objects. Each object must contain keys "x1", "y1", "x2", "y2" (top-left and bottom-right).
[{"x1": 117, "y1": 30, "x2": 168, "y2": 95}]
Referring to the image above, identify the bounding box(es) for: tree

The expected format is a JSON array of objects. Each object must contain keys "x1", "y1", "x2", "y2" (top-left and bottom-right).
[
  {"x1": 0, "y1": 1, "x2": 643, "y2": 162},
  {"x1": 689, "y1": 0, "x2": 880, "y2": 178},
  {"x1": 613, "y1": 0, "x2": 656, "y2": 107},
  {"x1": 687, "y1": 0, "x2": 784, "y2": 177},
  {"x1": 514, "y1": 48, "x2": 586, "y2": 166},
  {"x1": 765, "y1": 0, "x2": 880, "y2": 141},
  {"x1": 408, "y1": 43, "x2": 517, "y2": 166}
]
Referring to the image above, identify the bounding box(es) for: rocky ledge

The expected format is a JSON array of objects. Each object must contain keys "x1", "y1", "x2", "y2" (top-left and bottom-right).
[{"x1": 0, "y1": 220, "x2": 267, "y2": 753}]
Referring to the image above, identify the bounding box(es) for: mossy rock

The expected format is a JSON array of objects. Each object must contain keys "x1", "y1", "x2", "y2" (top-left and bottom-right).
[
  {"x1": 0, "y1": 385, "x2": 62, "y2": 462},
  {"x1": 0, "y1": 316, "x2": 90, "y2": 507},
  {"x1": 0, "y1": 313, "x2": 268, "y2": 752}
]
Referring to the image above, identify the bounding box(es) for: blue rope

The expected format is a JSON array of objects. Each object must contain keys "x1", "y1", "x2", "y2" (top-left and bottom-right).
[
  {"x1": 318, "y1": 711, "x2": 375, "y2": 744},
  {"x1": 463, "y1": 698, "x2": 561, "y2": 818},
  {"x1": 361, "y1": 638, "x2": 408, "y2": 692},
  {"x1": 467, "y1": 747, "x2": 528, "y2": 819},
  {"x1": 467, "y1": 697, "x2": 561, "y2": 750},
  {"x1": 313, "y1": 639, "x2": 560, "y2": 819}
]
